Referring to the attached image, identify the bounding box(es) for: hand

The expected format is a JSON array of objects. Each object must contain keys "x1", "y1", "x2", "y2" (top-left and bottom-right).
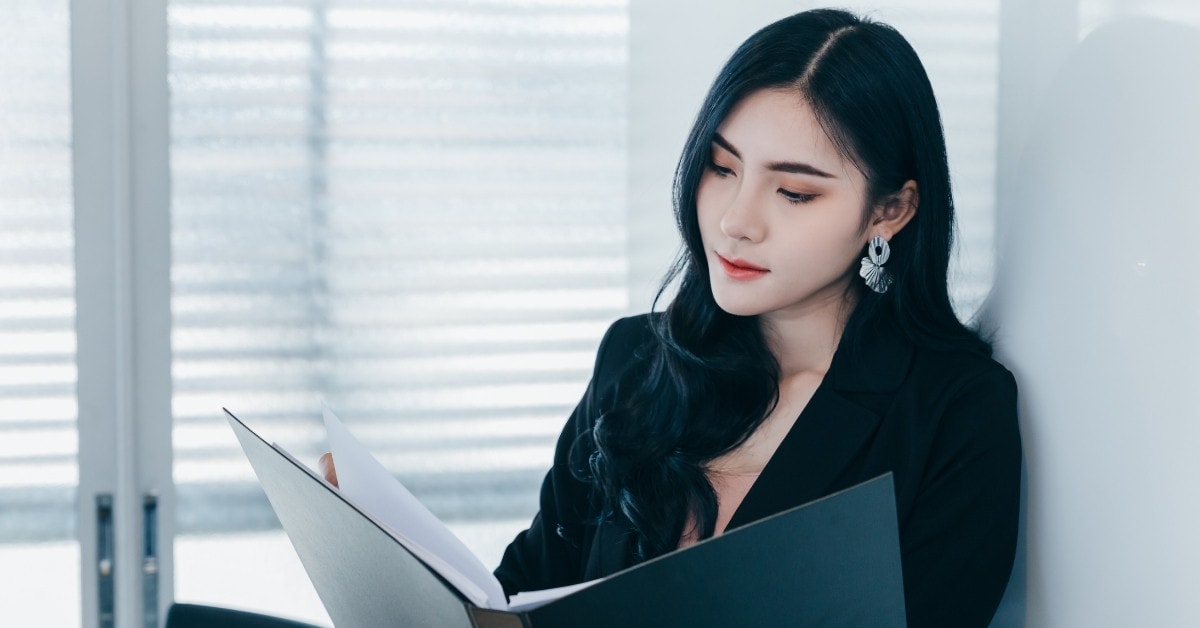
[{"x1": 318, "y1": 452, "x2": 339, "y2": 488}]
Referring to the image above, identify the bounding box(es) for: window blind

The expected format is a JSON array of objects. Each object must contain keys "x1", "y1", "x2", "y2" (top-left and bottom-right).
[
  {"x1": 168, "y1": 0, "x2": 629, "y2": 546},
  {"x1": 0, "y1": 0, "x2": 77, "y2": 545}
]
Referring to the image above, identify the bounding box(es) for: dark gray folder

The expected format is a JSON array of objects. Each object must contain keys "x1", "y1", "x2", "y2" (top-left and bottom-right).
[{"x1": 226, "y1": 409, "x2": 907, "y2": 627}]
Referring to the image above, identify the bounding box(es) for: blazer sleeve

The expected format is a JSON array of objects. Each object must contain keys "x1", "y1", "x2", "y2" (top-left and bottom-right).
[
  {"x1": 493, "y1": 315, "x2": 646, "y2": 597},
  {"x1": 902, "y1": 363, "x2": 1022, "y2": 627}
]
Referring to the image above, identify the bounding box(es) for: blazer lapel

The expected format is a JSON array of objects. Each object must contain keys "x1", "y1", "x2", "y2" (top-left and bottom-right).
[
  {"x1": 725, "y1": 388, "x2": 883, "y2": 530},
  {"x1": 726, "y1": 314, "x2": 915, "y2": 531}
]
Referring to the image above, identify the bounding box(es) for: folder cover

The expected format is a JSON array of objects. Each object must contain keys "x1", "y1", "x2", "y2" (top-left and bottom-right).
[{"x1": 227, "y1": 410, "x2": 906, "y2": 627}]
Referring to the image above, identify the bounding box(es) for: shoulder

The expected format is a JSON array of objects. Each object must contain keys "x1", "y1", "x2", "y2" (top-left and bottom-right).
[
  {"x1": 598, "y1": 313, "x2": 657, "y2": 348},
  {"x1": 903, "y1": 345, "x2": 1020, "y2": 451},
  {"x1": 592, "y1": 313, "x2": 660, "y2": 384},
  {"x1": 908, "y1": 347, "x2": 1017, "y2": 410}
]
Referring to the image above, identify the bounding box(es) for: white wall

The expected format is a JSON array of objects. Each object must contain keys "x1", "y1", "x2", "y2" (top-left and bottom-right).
[{"x1": 986, "y1": 11, "x2": 1200, "y2": 628}]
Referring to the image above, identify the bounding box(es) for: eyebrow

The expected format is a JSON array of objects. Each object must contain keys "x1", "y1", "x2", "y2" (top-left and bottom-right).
[{"x1": 712, "y1": 132, "x2": 837, "y2": 179}]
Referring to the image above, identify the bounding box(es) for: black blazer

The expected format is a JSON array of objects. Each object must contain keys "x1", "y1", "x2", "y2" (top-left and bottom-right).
[{"x1": 495, "y1": 314, "x2": 1021, "y2": 627}]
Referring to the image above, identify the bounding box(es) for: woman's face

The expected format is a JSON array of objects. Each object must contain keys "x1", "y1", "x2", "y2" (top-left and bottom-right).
[{"x1": 697, "y1": 88, "x2": 872, "y2": 322}]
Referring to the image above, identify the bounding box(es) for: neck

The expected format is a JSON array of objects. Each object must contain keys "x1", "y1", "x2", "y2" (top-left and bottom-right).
[{"x1": 760, "y1": 289, "x2": 858, "y2": 379}]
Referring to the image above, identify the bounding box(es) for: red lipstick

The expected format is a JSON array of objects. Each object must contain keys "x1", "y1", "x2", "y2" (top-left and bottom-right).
[{"x1": 717, "y1": 254, "x2": 769, "y2": 281}]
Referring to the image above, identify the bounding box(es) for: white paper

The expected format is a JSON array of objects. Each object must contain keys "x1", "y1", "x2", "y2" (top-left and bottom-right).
[
  {"x1": 323, "y1": 406, "x2": 507, "y2": 610},
  {"x1": 321, "y1": 405, "x2": 603, "y2": 613},
  {"x1": 268, "y1": 441, "x2": 491, "y2": 609},
  {"x1": 506, "y1": 579, "x2": 602, "y2": 613}
]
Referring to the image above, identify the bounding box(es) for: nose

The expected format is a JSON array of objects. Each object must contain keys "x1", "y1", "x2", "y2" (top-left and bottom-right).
[{"x1": 719, "y1": 185, "x2": 766, "y2": 242}]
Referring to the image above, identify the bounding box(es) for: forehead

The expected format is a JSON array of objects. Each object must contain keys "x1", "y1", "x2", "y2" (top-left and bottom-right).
[{"x1": 715, "y1": 89, "x2": 853, "y2": 177}]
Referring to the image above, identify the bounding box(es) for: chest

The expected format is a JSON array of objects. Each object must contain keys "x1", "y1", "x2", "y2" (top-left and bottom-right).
[
  {"x1": 705, "y1": 371, "x2": 824, "y2": 476},
  {"x1": 691, "y1": 372, "x2": 824, "y2": 543}
]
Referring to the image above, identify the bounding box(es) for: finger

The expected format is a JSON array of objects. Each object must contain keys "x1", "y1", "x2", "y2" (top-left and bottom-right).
[{"x1": 318, "y1": 452, "x2": 339, "y2": 488}]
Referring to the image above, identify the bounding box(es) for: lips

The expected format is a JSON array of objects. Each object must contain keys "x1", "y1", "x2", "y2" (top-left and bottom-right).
[{"x1": 716, "y1": 254, "x2": 769, "y2": 281}]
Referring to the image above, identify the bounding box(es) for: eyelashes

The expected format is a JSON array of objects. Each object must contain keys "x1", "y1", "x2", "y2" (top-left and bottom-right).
[
  {"x1": 707, "y1": 159, "x2": 735, "y2": 177},
  {"x1": 707, "y1": 160, "x2": 818, "y2": 205},
  {"x1": 778, "y1": 189, "x2": 817, "y2": 205}
]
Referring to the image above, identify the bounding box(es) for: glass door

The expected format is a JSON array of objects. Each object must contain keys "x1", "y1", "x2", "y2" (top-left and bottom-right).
[{"x1": 0, "y1": 1, "x2": 80, "y2": 625}]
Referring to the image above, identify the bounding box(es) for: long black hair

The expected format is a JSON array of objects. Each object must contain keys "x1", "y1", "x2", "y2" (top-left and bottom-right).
[{"x1": 583, "y1": 8, "x2": 991, "y2": 561}]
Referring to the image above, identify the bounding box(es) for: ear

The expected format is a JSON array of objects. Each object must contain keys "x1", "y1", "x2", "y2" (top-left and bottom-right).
[{"x1": 869, "y1": 179, "x2": 918, "y2": 240}]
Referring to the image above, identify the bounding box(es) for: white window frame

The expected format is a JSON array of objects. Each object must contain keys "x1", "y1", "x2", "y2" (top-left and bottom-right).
[{"x1": 72, "y1": 1, "x2": 174, "y2": 626}]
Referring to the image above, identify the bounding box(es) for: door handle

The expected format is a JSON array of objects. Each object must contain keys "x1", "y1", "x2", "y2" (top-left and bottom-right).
[
  {"x1": 142, "y1": 491, "x2": 159, "y2": 628},
  {"x1": 97, "y1": 494, "x2": 114, "y2": 628}
]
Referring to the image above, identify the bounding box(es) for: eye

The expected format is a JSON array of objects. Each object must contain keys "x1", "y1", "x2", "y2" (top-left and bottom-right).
[
  {"x1": 707, "y1": 160, "x2": 735, "y2": 177},
  {"x1": 779, "y1": 189, "x2": 818, "y2": 204}
]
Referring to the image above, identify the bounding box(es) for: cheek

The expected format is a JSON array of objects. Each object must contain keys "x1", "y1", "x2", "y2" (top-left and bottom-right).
[
  {"x1": 777, "y1": 215, "x2": 867, "y2": 271},
  {"x1": 695, "y1": 177, "x2": 723, "y2": 239}
]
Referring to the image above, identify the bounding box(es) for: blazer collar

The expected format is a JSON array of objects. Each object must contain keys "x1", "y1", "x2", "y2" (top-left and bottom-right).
[{"x1": 823, "y1": 313, "x2": 915, "y2": 394}]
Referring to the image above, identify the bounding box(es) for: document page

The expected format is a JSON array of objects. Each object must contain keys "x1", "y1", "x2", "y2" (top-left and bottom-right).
[
  {"x1": 507, "y1": 579, "x2": 601, "y2": 612},
  {"x1": 322, "y1": 407, "x2": 508, "y2": 610},
  {"x1": 320, "y1": 406, "x2": 606, "y2": 612}
]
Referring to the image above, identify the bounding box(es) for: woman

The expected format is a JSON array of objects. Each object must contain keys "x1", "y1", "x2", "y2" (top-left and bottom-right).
[
  {"x1": 324, "y1": 8, "x2": 1020, "y2": 626},
  {"x1": 490, "y1": 8, "x2": 1021, "y2": 627}
]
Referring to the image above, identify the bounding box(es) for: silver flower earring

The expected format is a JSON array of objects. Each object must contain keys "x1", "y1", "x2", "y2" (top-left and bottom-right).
[{"x1": 859, "y1": 235, "x2": 893, "y2": 294}]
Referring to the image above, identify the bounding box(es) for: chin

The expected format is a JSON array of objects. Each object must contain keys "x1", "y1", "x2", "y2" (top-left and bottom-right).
[{"x1": 710, "y1": 286, "x2": 768, "y2": 318}]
